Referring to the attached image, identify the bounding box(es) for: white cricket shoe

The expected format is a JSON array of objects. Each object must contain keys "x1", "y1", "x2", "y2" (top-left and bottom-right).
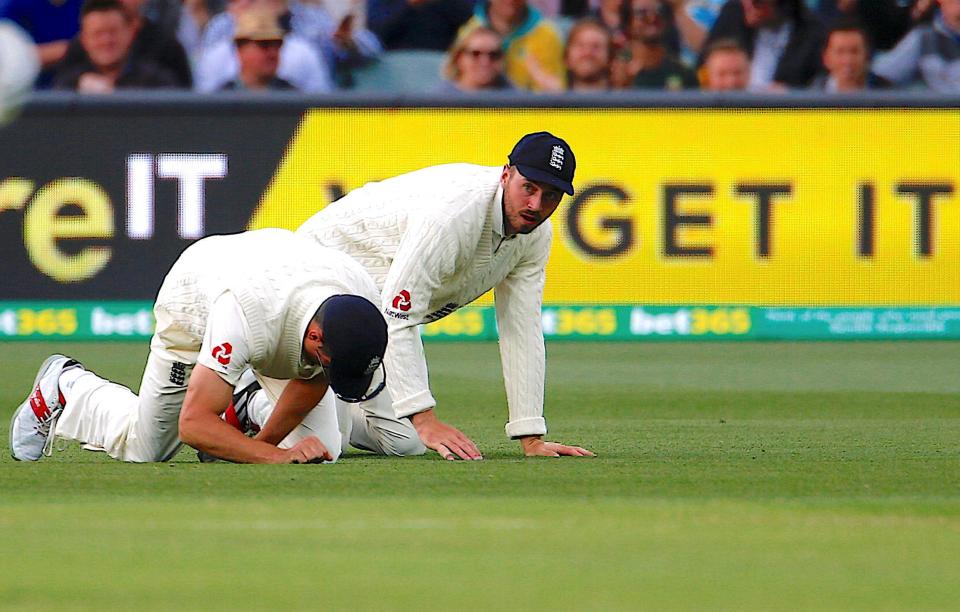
[{"x1": 9, "y1": 355, "x2": 81, "y2": 461}]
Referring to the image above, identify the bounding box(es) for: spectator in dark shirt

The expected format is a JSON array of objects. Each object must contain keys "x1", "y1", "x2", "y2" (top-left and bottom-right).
[
  {"x1": 60, "y1": 0, "x2": 193, "y2": 87},
  {"x1": 810, "y1": 20, "x2": 887, "y2": 92},
  {"x1": 614, "y1": 0, "x2": 698, "y2": 89},
  {"x1": 813, "y1": 0, "x2": 918, "y2": 51},
  {"x1": 52, "y1": 0, "x2": 180, "y2": 92},
  {"x1": 702, "y1": 0, "x2": 825, "y2": 89},
  {"x1": 369, "y1": 0, "x2": 475, "y2": 50},
  {"x1": 438, "y1": 25, "x2": 514, "y2": 92},
  {"x1": 701, "y1": 37, "x2": 750, "y2": 90},
  {"x1": 219, "y1": 8, "x2": 296, "y2": 90}
]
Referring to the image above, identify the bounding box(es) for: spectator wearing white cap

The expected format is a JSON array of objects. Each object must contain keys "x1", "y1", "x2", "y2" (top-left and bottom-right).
[
  {"x1": 219, "y1": 8, "x2": 296, "y2": 90},
  {"x1": 193, "y1": 3, "x2": 334, "y2": 91}
]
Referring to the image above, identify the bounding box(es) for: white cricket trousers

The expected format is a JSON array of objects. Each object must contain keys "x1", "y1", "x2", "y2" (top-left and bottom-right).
[
  {"x1": 54, "y1": 308, "x2": 342, "y2": 463},
  {"x1": 246, "y1": 377, "x2": 426, "y2": 457}
]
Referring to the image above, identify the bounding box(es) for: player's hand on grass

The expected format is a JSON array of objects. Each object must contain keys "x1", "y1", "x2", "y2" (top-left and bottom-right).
[
  {"x1": 277, "y1": 436, "x2": 333, "y2": 464},
  {"x1": 411, "y1": 409, "x2": 482, "y2": 461},
  {"x1": 520, "y1": 435, "x2": 595, "y2": 458}
]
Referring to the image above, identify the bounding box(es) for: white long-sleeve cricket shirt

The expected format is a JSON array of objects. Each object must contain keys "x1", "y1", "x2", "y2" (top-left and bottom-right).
[{"x1": 296, "y1": 164, "x2": 551, "y2": 438}]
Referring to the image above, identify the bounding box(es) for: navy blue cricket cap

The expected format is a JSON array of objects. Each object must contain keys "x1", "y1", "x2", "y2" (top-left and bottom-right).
[
  {"x1": 319, "y1": 295, "x2": 387, "y2": 403},
  {"x1": 507, "y1": 131, "x2": 576, "y2": 196}
]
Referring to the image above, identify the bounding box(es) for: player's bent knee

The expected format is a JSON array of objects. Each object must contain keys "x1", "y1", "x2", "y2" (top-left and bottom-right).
[{"x1": 383, "y1": 434, "x2": 426, "y2": 457}]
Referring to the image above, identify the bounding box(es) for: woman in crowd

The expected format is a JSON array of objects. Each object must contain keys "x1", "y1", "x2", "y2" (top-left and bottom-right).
[{"x1": 438, "y1": 25, "x2": 514, "y2": 92}]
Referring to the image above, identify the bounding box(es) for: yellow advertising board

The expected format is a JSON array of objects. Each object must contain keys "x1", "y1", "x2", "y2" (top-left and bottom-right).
[{"x1": 252, "y1": 109, "x2": 959, "y2": 306}]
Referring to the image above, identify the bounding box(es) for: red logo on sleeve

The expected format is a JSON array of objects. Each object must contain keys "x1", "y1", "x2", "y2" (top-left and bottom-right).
[
  {"x1": 391, "y1": 290, "x2": 412, "y2": 312},
  {"x1": 212, "y1": 342, "x2": 233, "y2": 365}
]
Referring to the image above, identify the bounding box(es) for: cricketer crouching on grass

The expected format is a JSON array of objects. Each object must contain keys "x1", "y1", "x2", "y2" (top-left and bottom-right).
[
  {"x1": 243, "y1": 131, "x2": 596, "y2": 461},
  {"x1": 9, "y1": 229, "x2": 388, "y2": 464}
]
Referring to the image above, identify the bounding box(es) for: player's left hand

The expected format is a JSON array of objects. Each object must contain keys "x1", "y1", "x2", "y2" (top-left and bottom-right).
[{"x1": 519, "y1": 436, "x2": 595, "y2": 458}]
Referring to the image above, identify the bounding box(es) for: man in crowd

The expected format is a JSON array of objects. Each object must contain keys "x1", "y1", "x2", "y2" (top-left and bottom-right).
[
  {"x1": 701, "y1": 0, "x2": 825, "y2": 89},
  {"x1": 564, "y1": 18, "x2": 614, "y2": 90},
  {"x1": 527, "y1": 18, "x2": 613, "y2": 91},
  {"x1": 219, "y1": 9, "x2": 296, "y2": 90},
  {"x1": 52, "y1": 0, "x2": 182, "y2": 92},
  {"x1": 271, "y1": 132, "x2": 594, "y2": 461},
  {"x1": 59, "y1": 0, "x2": 193, "y2": 87},
  {"x1": 621, "y1": 0, "x2": 699, "y2": 89},
  {"x1": 873, "y1": 0, "x2": 960, "y2": 92},
  {"x1": 811, "y1": 20, "x2": 887, "y2": 92},
  {"x1": 188, "y1": 0, "x2": 380, "y2": 87},
  {"x1": 701, "y1": 36, "x2": 750, "y2": 90},
  {"x1": 194, "y1": 1, "x2": 333, "y2": 92},
  {"x1": 9, "y1": 229, "x2": 387, "y2": 464}
]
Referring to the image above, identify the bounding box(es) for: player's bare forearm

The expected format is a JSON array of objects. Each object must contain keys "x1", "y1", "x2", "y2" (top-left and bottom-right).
[
  {"x1": 179, "y1": 366, "x2": 284, "y2": 463},
  {"x1": 519, "y1": 435, "x2": 595, "y2": 458},
  {"x1": 411, "y1": 408, "x2": 483, "y2": 460},
  {"x1": 181, "y1": 409, "x2": 286, "y2": 463},
  {"x1": 254, "y1": 376, "x2": 329, "y2": 445},
  {"x1": 180, "y1": 367, "x2": 331, "y2": 464}
]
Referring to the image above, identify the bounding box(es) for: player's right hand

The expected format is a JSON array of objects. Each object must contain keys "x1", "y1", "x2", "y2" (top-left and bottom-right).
[
  {"x1": 278, "y1": 436, "x2": 333, "y2": 464},
  {"x1": 411, "y1": 409, "x2": 482, "y2": 461}
]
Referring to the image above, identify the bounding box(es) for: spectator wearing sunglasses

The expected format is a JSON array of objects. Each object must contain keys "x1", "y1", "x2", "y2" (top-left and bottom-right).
[
  {"x1": 193, "y1": 3, "x2": 333, "y2": 92},
  {"x1": 613, "y1": 0, "x2": 698, "y2": 89},
  {"x1": 219, "y1": 8, "x2": 294, "y2": 90},
  {"x1": 458, "y1": 0, "x2": 564, "y2": 91},
  {"x1": 439, "y1": 25, "x2": 515, "y2": 92},
  {"x1": 701, "y1": 0, "x2": 825, "y2": 89}
]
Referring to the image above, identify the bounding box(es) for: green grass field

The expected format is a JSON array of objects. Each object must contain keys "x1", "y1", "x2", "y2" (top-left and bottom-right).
[{"x1": 1, "y1": 341, "x2": 958, "y2": 611}]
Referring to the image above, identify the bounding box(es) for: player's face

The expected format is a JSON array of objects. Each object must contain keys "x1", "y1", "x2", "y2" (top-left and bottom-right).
[{"x1": 500, "y1": 166, "x2": 564, "y2": 236}]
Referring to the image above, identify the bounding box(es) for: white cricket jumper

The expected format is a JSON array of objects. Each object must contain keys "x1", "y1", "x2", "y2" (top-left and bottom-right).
[
  {"x1": 297, "y1": 164, "x2": 552, "y2": 439},
  {"x1": 55, "y1": 229, "x2": 379, "y2": 462}
]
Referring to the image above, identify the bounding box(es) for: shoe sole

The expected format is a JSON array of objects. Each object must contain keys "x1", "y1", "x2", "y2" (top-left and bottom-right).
[{"x1": 9, "y1": 354, "x2": 69, "y2": 462}]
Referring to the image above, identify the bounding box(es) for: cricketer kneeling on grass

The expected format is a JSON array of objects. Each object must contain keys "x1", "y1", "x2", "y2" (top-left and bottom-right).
[
  {"x1": 245, "y1": 131, "x2": 595, "y2": 460},
  {"x1": 9, "y1": 229, "x2": 389, "y2": 464}
]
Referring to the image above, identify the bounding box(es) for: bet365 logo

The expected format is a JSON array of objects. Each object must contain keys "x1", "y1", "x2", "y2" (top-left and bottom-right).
[{"x1": 391, "y1": 290, "x2": 411, "y2": 312}]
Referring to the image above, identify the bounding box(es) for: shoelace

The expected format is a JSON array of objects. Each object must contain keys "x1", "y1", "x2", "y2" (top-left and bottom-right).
[{"x1": 40, "y1": 413, "x2": 61, "y2": 457}]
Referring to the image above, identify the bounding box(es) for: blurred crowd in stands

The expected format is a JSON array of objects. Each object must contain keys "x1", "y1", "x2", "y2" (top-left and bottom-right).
[{"x1": 1, "y1": 0, "x2": 958, "y2": 95}]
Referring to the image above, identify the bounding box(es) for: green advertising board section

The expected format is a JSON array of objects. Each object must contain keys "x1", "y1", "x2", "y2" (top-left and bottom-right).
[{"x1": 1, "y1": 302, "x2": 959, "y2": 341}]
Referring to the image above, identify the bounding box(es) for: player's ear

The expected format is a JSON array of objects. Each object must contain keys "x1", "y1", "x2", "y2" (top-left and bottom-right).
[{"x1": 306, "y1": 322, "x2": 323, "y2": 344}]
